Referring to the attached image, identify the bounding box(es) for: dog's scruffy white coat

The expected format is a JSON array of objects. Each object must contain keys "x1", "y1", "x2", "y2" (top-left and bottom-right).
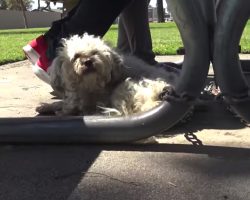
[{"x1": 37, "y1": 34, "x2": 178, "y2": 116}]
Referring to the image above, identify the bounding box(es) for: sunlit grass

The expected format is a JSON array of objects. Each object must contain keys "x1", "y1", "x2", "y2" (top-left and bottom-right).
[
  {"x1": 240, "y1": 20, "x2": 250, "y2": 53},
  {"x1": 0, "y1": 28, "x2": 48, "y2": 65},
  {"x1": 104, "y1": 22, "x2": 182, "y2": 55}
]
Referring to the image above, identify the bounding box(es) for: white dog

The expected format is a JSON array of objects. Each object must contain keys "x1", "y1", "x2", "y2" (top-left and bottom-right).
[{"x1": 36, "y1": 34, "x2": 179, "y2": 116}]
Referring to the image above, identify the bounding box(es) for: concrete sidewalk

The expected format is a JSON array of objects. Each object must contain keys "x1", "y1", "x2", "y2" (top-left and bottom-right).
[{"x1": 0, "y1": 56, "x2": 250, "y2": 200}]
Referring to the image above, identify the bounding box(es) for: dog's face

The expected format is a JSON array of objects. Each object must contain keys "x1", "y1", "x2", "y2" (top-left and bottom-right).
[
  {"x1": 71, "y1": 49, "x2": 114, "y2": 87},
  {"x1": 58, "y1": 34, "x2": 123, "y2": 92}
]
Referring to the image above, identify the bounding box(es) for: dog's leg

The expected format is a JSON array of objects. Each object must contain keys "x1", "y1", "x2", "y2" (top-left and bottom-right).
[
  {"x1": 36, "y1": 101, "x2": 63, "y2": 115},
  {"x1": 57, "y1": 90, "x2": 80, "y2": 116},
  {"x1": 48, "y1": 57, "x2": 65, "y2": 99}
]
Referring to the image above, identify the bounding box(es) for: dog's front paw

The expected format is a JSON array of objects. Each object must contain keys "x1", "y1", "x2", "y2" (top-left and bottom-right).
[
  {"x1": 36, "y1": 103, "x2": 56, "y2": 114},
  {"x1": 36, "y1": 101, "x2": 63, "y2": 115}
]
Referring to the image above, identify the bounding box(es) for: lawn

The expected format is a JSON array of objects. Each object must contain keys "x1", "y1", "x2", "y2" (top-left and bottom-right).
[
  {"x1": 1, "y1": 21, "x2": 250, "y2": 65},
  {"x1": 105, "y1": 22, "x2": 183, "y2": 55}
]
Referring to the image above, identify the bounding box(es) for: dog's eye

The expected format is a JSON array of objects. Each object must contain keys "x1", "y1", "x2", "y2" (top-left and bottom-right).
[
  {"x1": 91, "y1": 50, "x2": 98, "y2": 55},
  {"x1": 73, "y1": 53, "x2": 81, "y2": 61}
]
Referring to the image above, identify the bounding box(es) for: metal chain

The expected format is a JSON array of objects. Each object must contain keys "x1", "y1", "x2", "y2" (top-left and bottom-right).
[{"x1": 184, "y1": 131, "x2": 203, "y2": 146}]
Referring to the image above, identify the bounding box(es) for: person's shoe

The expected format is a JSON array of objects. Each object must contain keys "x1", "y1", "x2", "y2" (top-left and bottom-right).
[
  {"x1": 23, "y1": 35, "x2": 51, "y2": 84},
  {"x1": 32, "y1": 55, "x2": 51, "y2": 84},
  {"x1": 23, "y1": 35, "x2": 48, "y2": 65}
]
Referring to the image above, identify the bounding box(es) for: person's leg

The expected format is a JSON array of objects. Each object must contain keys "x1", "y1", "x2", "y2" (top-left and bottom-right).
[
  {"x1": 215, "y1": 0, "x2": 222, "y2": 16},
  {"x1": 165, "y1": 0, "x2": 216, "y2": 70},
  {"x1": 117, "y1": 0, "x2": 157, "y2": 65},
  {"x1": 117, "y1": 16, "x2": 131, "y2": 54},
  {"x1": 45, "y1": 0, "x2": 133, "y2": 60},
  {"x1": 47, "y1": 0, "x2": 132, "y2": 41}
]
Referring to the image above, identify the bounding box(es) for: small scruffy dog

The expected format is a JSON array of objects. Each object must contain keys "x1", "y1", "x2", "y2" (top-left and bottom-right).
[{"x1": 36, "y1": 34, "x2": 179, "y2": 116}]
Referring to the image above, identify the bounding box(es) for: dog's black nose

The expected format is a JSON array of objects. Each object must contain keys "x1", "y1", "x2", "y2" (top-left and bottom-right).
[{"x1": 84, "y1": 59, "x2": 93, "y2": 68}]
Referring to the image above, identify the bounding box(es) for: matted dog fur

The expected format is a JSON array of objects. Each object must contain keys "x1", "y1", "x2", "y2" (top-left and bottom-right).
[{"x1": 36, "y1": 34, "x2": 179, "y2": 116}]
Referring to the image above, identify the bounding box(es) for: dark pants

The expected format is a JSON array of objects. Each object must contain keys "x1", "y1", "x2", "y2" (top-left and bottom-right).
[
  {"x1": 117, "y1": 0, "x2": 156, "y2": 65},
  {"x1": 45, "y1": 0, "x2": 133, "y2": 59}
]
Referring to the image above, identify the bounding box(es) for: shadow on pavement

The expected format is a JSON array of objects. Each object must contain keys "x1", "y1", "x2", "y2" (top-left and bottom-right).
[{"x1": 1, "y1": 143, "x2": 250, "y2": 200}]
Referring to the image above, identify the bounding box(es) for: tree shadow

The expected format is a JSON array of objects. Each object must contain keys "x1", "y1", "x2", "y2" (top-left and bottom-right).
[
  {"x1": 1, "y1": 142, "x2": 250, "y2": 200},
  {"x1": 0, "y1": 145, "x2": 102, "y2": 200}
]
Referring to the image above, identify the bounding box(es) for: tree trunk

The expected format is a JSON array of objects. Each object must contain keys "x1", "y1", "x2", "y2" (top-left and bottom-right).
[
  {"x1": 37, "y1": 0, "x2": 41, "y2": 10},
  {"x1": 18, "y1": 0, "x2": 28, "y2": 28},
  {"x1": 157, "y1": 0, "x2": 165, "y2": 22}
]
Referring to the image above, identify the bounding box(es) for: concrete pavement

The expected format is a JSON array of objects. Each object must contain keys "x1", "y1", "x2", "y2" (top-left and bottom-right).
[{"x1": 0, "y1": 56, "x2": 250, "y2": 200}]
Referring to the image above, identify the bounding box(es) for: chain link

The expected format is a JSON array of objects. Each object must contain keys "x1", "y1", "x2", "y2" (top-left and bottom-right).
[{"x1": 184, "y1": 131, "x2": 203, "y2": 146}]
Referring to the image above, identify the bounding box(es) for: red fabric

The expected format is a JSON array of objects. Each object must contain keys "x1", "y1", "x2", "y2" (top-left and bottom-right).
[{"x1": 29, "y1": 35, "x2": 51, "y2": 71}]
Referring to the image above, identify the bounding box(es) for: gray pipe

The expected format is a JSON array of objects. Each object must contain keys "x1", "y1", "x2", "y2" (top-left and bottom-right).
[
  {"x1": 0, "y1": 101, "x2": 190, "y2": 144},
  {"x1": 213, "y1": 0, "x2": 250, "y2": 123}
]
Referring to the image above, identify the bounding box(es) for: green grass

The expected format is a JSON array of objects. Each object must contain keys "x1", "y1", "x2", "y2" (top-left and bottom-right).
[
  {"x1": 1, "y1": 21, "x2": 250, "y2": 65},
  {"x1": 104, "y1": 22, "x2": 183, "y2": 55},
  {"x1": 240, "y1": 20, "x2": 250, "y2": 53},
  {"x1": 0, "y1": 28, "x2": 48, "y2": 65}
]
